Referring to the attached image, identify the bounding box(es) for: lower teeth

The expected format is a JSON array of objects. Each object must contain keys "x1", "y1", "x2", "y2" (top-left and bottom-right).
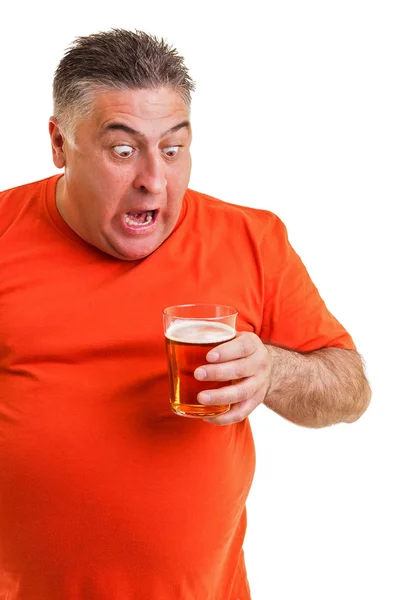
[{"x1": 125, "y1": 212, "x2": 153, "y2": 226}]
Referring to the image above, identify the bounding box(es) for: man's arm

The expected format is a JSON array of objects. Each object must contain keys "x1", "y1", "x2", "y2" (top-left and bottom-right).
[
  {"x1": 195, "y1": 333, "x2": 371, "y2": 427},
  {"x1": 265, "y1": 345, "x2": 371, "y2": 428}
]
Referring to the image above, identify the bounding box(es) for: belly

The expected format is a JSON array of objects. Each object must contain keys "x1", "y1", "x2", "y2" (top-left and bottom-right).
[{"x1": 0, "y1": 378, "x2": 255, "y2": 596}]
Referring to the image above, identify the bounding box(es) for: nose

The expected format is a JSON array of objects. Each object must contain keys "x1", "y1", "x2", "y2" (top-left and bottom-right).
[{"x1": 132, "y1": 151, "x2": 167, "y2": 195}]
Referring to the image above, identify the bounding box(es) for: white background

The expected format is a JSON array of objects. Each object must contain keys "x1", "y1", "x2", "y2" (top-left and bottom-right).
[{"x1": 0, "y1": 1, "x2": 394, "y2": 598}]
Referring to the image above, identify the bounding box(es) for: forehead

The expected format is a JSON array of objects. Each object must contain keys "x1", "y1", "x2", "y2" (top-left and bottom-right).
[{"x1": 87, "y1": 87, "x2": 190, "y2": 135}]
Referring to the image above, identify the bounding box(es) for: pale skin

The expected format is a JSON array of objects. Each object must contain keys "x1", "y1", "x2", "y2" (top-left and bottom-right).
[{"x1": 49, "y1": 86, "x2": 371, "y2": 427}]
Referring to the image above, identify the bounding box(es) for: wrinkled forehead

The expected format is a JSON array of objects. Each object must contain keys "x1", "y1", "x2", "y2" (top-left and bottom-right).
[{"x1": 93, "y1": 86, "x2": 189, "y2": 123}]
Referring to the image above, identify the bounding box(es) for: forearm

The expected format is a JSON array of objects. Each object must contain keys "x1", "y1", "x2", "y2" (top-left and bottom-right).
[{"x1": 264, "y1": 346, "x2": 371, "y2": 428}]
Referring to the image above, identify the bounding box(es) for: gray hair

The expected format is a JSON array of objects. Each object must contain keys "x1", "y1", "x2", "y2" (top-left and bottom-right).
[{"x1": 52, "y1": 28, "x2": 195, "y2": 141}]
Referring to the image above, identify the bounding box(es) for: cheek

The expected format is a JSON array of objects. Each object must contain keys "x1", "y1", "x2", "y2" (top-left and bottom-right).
[
  {"x1": 169, "y1": 158, "x2": 191, "y2": 191},
  {"x1": 79, "y1": 175, "x2": 121, "y2": 222},
  {"x1": 167, "y1": 175, "x2": 188, "y2": 203},
  {"x1": 87, "y1": 162, "x2": 124, "y2": 197}
]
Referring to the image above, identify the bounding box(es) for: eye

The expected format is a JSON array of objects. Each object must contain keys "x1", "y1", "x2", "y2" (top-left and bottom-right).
[
  {"x1": 113, "y1": 145, "x2": 134, "y2": 158},
  {"x1": 163, "y1": 146, "x2": 180, "y2": 158}
]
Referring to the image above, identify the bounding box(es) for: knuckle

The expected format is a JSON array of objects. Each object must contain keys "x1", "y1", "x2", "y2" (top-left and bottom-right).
[
  {"x1": 236, "y1": 384, "x2": 250, "y2": 403},
  {"x1": 209, "y1": 365, "x2": 222, "y2": 380},
  {"x1": 234, "y1": 396, "x2": 260, "y2": 422},
  {"x1": 241, "y1": 334, "x2": 258, "y2": 355},
  {"x1": 234, "y1": 359, "x2": 247, "y2": 379},
  {"x1": 224, "y1": 365, "x2": 236, "y2": 382}
]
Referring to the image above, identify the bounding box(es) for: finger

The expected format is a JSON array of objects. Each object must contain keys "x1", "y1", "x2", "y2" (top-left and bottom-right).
[
  {"x1": 205, "y1": 332, "x2": 261, "y2": 364},
  {"x1": 197, "y1": 376, "x2": 258, "y2": 406},
  {"x1": 195, "y1": 353, "x2": 263, "y2": 382},
  {"x1": 202, "y1": 393, "x2": 262, "y2": 426}
]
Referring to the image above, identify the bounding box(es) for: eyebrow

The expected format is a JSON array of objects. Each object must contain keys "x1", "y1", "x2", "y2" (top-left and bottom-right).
[{"x1": 100, "y1": 120, "x2": 191, "y2": 139}]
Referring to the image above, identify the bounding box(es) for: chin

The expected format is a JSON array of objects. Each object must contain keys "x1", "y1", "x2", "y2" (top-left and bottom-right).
[{"x1": 108, "y1": 241, "x2": 159, "y2": 262}]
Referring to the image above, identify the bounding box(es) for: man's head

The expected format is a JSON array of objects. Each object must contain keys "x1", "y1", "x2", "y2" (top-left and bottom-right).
[{"x1": 49, "y1": 29, "x2": 195, "y2": 261}]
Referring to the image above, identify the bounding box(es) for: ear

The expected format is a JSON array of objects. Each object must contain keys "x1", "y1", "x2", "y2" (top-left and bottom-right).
[{"x1": 49, "y1": 117, "x2": 67, "y2": 168}]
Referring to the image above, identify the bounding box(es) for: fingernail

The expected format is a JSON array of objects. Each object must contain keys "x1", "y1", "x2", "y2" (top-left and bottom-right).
[
  {"x1": 207, "y1": 351, "x2": 219, "y2": 362},
  {"x1": 195, "y1": 368, "x2": 207, "y2": 380}
]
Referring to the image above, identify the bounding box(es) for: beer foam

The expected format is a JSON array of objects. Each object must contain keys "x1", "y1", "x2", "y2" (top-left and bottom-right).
[{"x1": 166, "y1": 320, "x2": 235, "y2": 343}]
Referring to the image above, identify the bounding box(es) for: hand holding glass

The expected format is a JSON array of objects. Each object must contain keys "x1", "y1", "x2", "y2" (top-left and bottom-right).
[{"x1": 163, "y1": 304, "x2": 238, "y2": 418}]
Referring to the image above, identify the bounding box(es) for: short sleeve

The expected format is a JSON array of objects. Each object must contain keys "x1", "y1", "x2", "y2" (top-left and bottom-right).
[{"x1": 259, "y1": 214, "x2": 355, "y2": 352}]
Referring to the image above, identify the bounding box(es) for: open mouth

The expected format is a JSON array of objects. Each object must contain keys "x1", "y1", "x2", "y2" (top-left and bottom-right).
[{"x1": 124, "y1": 209, "x2": 158, "y2": 227}]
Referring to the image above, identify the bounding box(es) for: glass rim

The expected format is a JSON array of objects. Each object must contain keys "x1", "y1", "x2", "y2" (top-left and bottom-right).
[{"x1": 163, "y1": 303, "x2": 238, "y2": 320}]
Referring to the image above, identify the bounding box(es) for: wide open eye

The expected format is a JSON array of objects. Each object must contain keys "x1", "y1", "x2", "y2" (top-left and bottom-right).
[
  {"x1": 163, "y1": 146, "x2": 180, "y2": 158},
  {"x1": 113, "y1": 145, "x2": 134, "y2": 158}
]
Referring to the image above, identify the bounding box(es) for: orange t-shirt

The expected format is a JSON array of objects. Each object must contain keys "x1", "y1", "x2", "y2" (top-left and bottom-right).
[{"x1": 0, "y1": 175, "x2": 355, "y2": 599}]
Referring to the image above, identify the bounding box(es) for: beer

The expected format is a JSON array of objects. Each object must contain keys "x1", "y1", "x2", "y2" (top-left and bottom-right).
[{"x1": 165, "y1": 320, "x2": 235, "y2": 417}]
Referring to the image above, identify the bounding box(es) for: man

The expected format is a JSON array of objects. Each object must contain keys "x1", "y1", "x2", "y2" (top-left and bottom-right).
[{"x1": 0, "y1": 28, "x2": 371, "y2": 600}]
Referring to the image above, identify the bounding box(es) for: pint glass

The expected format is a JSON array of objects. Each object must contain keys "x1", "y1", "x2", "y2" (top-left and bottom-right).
[{"x1": 163, "y1": 304, "x2": 238, "y2": 418}]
